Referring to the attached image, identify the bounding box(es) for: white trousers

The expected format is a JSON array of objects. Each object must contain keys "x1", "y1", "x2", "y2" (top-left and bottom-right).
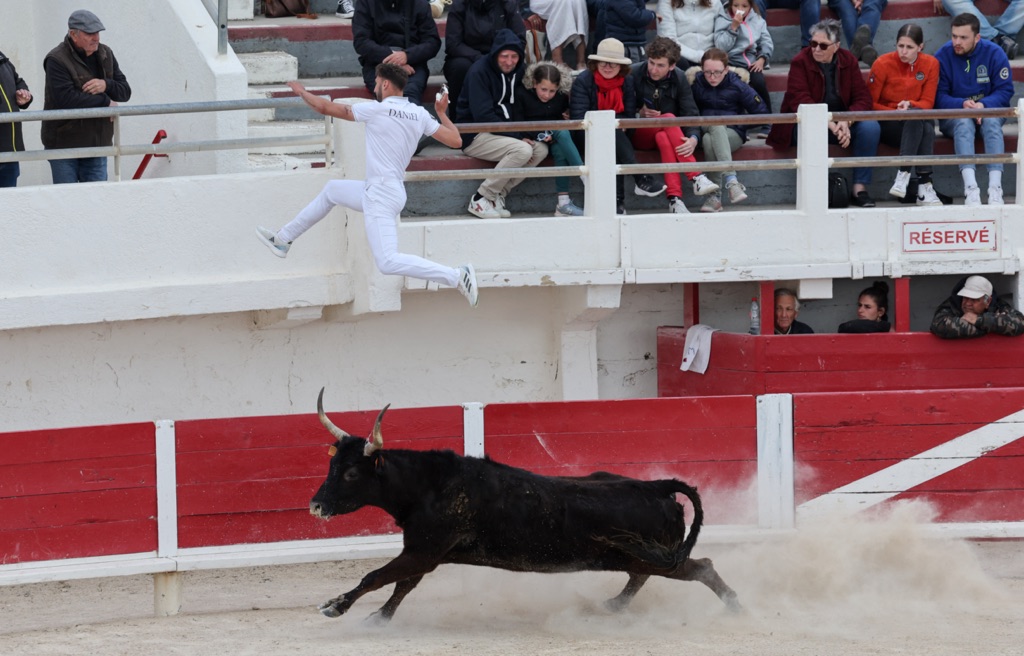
[{"x1": 277, "y1": 178, "x2": 459, "y2": 287}]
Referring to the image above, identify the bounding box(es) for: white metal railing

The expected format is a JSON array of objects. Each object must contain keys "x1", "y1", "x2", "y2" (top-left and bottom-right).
[{"x1": 2, "y1": 98, "x2": 1020, "y2": 210}]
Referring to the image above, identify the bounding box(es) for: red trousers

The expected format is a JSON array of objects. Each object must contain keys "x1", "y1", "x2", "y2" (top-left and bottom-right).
[{"x1": 631, "y1": 114, "x2": 698, "y2": 198}]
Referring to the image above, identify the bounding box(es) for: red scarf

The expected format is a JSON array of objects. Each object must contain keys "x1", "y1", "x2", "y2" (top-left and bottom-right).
[{"x1": 593, "y1": 73, "x2": 625, "y2": 114}]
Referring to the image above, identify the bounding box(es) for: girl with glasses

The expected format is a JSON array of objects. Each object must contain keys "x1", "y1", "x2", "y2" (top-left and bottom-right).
[{"x1": 689, "y1": 47, "x2": 769, "y2": 212}]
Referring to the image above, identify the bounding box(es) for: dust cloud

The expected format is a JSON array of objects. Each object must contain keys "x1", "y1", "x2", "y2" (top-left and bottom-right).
[{"x1": 1, "y1": 501, "x2": 1021, "y2": 656}]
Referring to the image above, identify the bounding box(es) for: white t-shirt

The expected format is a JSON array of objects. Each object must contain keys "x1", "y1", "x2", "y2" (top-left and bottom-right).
[{"x1": 351, "y1": 96, "x2": 440, "y2": 181}]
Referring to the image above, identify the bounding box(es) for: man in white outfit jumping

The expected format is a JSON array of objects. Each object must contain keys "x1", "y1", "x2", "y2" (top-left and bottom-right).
[{"x1": 256, "y1": 63, "x2": 479, "y2": 307}]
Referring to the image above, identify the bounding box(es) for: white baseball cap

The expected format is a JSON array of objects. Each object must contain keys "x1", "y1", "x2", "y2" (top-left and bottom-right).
[{"x1": 957, "y1": 275, "x2": 993, "y2": 299}]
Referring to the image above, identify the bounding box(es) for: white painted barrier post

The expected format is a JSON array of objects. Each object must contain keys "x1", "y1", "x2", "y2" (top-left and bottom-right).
[
  {"x1": 584, "y1": 110, "x2": 618, "y2": 221},
  {"x1": 757, "y1": 394, "x2": 794, "y2": 530},
  {"x1": 1016, "y1": 98, "x2": 1024, "y2": 206},
  {"x1": 462, "y1": 402, "x2": 485, "y2": 457},
  {"x1": 795, "y1": 104, "x2": 830, "y2": 216},
  {"x1": 154, "y1": 420, "x2": 181, "y2": 616}
]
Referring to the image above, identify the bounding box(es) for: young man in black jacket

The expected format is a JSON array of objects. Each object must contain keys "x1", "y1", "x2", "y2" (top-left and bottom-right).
[
  {"x1": 454, "y1": 29, "x2": 548, "y2": 219},
  {"x1": 353, "y1": 0, "x2": 442, "y2": 105}
]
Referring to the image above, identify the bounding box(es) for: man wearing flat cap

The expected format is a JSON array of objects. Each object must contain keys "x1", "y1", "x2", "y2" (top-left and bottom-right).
[
  {"x1": 930, "y1": 275, "x2": 1024, "y2": 339},
  {"x1": 41, "y1": 9, "x2": 131, "y2": 183}
]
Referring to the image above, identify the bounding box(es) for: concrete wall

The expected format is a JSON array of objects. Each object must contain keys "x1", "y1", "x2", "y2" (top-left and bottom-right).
[{"x1": 0, "y1": 0, "x2": 248, "y2": 186}]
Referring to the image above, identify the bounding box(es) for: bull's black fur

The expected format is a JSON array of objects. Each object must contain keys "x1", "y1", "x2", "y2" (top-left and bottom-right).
[{"x1": 310, "y1": 391, "x2": 741, "y2": 622}]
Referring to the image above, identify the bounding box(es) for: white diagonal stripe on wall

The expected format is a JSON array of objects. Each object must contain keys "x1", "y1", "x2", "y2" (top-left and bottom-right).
[{"x1": 797, "y1": 408, "x2": 1024, "y2": 522}]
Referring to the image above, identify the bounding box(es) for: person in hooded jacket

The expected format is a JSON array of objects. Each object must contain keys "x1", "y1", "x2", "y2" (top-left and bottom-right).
[
  {"x1": 353, "y1": 0, "x2": 442, "y2": 105},
  {"x1": 0, "y1": 49, "x2": 32, "y2": 187},
  {"x1": 930, "y1": 275, "x2": 1024, "y2": 339},
  {"x1": 455, "y1": 28, "x2": 549, "y2": 219},
  {"x1": 444, "y1": 0, "x2": 525, "y2": 118}
]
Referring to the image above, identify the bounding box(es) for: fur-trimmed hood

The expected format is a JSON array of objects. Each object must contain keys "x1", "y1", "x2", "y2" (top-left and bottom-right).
[
  {"x1": 685, "y1": 65, "x2": 750, "y2": 85},
  {"x1": 522, "y1": 61, "x2": 575, "y2": 95}
]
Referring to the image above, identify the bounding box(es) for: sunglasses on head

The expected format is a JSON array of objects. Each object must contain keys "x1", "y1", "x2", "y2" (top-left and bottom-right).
[{"x1": 809, "y1": 40, "x2": 833, "y2": 50}]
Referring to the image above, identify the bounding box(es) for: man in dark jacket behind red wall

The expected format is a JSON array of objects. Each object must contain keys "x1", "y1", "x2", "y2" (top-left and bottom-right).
[{"x1": 0, "y1": 49, "x2": 32, "y2": 188}]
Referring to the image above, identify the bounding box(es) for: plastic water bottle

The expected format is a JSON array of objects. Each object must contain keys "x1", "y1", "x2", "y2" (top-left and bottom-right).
[{"x1": 749, "y1": 297, "x2": 760, "y2": 335}]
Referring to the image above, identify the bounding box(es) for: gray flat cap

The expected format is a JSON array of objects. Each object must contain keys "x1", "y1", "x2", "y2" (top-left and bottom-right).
[{"x1": 68, "y1": 9, "x2": 105, "y2": 33}]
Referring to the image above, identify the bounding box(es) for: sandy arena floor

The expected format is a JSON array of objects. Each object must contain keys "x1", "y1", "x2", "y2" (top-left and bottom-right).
[{"x1": 2, "y1": 508, "x2": 1022, "y2": 656}]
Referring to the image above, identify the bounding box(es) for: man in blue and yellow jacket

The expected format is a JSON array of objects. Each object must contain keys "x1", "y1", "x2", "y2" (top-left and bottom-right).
[
  {"x1": 0, "y1": 49, "x2": 32, "y2": 187},
  {"x1": 935, "y1": 12, "x2": 1013, "y2": 207}
]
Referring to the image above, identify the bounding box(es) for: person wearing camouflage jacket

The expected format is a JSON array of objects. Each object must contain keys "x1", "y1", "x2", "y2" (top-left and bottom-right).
[{"x1": 930, "y1": 275, "x2": 1024, "y2": 339}]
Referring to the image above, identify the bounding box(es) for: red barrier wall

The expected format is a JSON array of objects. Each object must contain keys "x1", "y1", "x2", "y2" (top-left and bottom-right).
[
  {"x1": 175, "y1": 406, "x2": 464, "y2": 548},
  {"x1": 0, "y1": 423, "x2": 157, "y2": 564},
  {"x1": 484, "y1": 397, "x2": 758, "y2": 525},
  {"x1": 658, "y1": 327, "x2": 1024, "y2": 396},
  {"x1": 794, "y1": 388, "x2": 1024, "y2": 522}
]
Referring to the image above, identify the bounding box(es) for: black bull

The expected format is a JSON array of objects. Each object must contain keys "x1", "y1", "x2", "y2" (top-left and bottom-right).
[{"x1": 309, "y1": 390, "x2": 741, "y2": 622}]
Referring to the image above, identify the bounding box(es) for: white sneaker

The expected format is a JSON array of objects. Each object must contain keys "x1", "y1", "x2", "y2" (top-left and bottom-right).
[
  {"x1": 700, "y1": 193, "x2": 723, "y2": 213},
  {"x1": 468, "y1": 195, "x2": 501, "y2": 219},
  {"x1": 430, "y1": 0, "x2": 451, "y2": 18},
  {"x1": 988, "y1": 186, "x2": 1004, "y2": 205},
  {"x1": 916, "y1": 182, "x2": 942, "y2": 206},
  {"x1": 668, "y1": 196, "x2": 689, "y2": 214},
  {"x1": 255, "y1": 226, "x2": 291, "y2": 258},
  {"x1": 889, "y1": 170, "x2": 912, "y2": 199},
  {"x1": 457, "y1": 263, "x2": 479, "y2": 308},
  {"x1": 692, "y1": 174, "x2": 720, "y2": 197},
  {"x1": 554, "y1": 201, "x2": 585, "y2": 216},
  {"x1": 494, "y1": 194, "x2": 512, "y2": 218},
  {"x1": 726, "y1": 180, "x2": 748, "y2": 204},
  {"x1": 335, "y1": 0, "x2": 354, "y2": 18},
  {"x1": 964, "y1": 185, "x2": 982, "y2": 207}
]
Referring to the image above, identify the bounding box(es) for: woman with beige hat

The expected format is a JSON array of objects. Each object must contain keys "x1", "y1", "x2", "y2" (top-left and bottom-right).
[{"x1": 569, "y1": 38, "x2": 666, "y2": 215}]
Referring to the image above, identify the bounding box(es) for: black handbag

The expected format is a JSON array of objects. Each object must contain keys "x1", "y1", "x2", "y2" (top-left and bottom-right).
[{"x1": 828, "y1": 171, "x2": 850, "y2": 208}]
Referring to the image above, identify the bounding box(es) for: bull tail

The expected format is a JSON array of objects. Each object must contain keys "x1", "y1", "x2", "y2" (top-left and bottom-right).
[
  {"x1": 668, "y1": 479, "x2": 703, "y2": 565},
  {"x1": 592, "y1": 479, "x2": 704, "y2": 571}
]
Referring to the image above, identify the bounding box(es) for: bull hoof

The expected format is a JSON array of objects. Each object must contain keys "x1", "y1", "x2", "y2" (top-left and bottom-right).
[
  {"x1": 319, "y1": 601, "x2": 343, "y2": 618},
  {"x1": 365, "y1": 609, "x2": 393, "y2": 626},
  {"x1": 603, "y1": 597, "x2": 629, "y2": 613},
  {"x1": 724, "y1": 594, "x2": 744, "y2": 614}
]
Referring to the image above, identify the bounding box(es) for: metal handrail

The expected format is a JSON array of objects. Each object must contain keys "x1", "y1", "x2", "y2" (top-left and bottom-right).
[{"x1": 0, "y1": 100, "x2": 1017, "y2": 181}]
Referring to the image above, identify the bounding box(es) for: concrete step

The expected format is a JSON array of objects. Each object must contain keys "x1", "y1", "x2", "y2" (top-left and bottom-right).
[
  {"x1": 247, "y1": 120, "x2": 327, "y2": 155},
  {"x1": 238, "y1": 51, "x2": 299, "y2": 85}
]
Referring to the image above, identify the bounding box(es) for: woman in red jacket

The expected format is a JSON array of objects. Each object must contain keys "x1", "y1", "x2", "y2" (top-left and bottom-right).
[
  {"x1": 867, "y1": 23, "x2": 942, "y2": 205},
  {"x1": 766, "y1": 19, "x2": 880, "y2": 207}
]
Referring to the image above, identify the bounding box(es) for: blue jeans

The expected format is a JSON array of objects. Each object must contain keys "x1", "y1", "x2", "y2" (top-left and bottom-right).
[
  {"x1": 756, "y1": 0, "x2": 821, "y2": 45},
  {"x1": 0, "y1": 161, "x2": 19, "y2": 187},
  {"x1": 940, "y1": 117, "x2": 1006, "y2": 171},
  {"x1": 49, "y1": 156, "x2": 108, "y2": 184},
  {"x1": 942, "y1": 0, "x2": 1024, "y2": 40},
  {"x1": 827, "y1": 0, "x2": 888, "y2": 46},
  {"x1": 547, "y1": 129, "x2": 583, "y2": 193}
]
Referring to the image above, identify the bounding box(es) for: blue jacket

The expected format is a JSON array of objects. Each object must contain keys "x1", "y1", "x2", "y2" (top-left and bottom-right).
[
  {"x1": 934, "y1": 37, "x2": 1013, "y2": 110},
  {"x1": 605, "y1": 0, "x2": 656, "y2": 47},
  {"x1": 690, "y1": 69, "x2": 769, "y2": 141},
  {"x1": 454, "y1": 28, "x2": 528, "y2": 147}
]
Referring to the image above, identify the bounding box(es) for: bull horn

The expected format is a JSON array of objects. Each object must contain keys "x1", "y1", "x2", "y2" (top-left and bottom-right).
[
  {"x1": 317, "y1": 387, "x2": 350, "y2": 441},
  {"x1": 363, "y1": 404, "x2": 390, "y2": 456}
]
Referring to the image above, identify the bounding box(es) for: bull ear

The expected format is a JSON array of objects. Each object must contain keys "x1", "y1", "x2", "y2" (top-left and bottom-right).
[
  {"x1": 363, "y1": 404, "x2": 390, "y2": 456},
  {"x1": 317, "y1": 388, "x2": 351, "y2": 441}
]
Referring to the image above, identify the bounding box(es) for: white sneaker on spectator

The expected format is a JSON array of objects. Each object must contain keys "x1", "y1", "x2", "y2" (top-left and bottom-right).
[
  {"x1": 468, "y1": 195, "x2": 501, "y2": 219},
  {"x1": 494, "y1": 194, "x2": 512, "y2": 218},
  {"x1": 964, "y1": 186, "x2": 982, "y2": 207},
  {"x1": 457, "y1": 263, "x2": 479, "y2": 307},
  {"x1": 726, "y1": 180, "x2": 748, "y2": 204},
  {"x1": 916, "y1": 182, "x2": 942, "y2": 206},
  {"x1": 692, "y1": 174, "x2": 720, "y2": 196},
  {"x1": 988, "y1": 186, "x2": 1004, "y2": 205},
  {"x1": 554, "y1": 201, "x2": 585, "y2": 216},
  {"x1": 889, "y1": 170, "x2": 912, "y2": 199},
  {"x1": 700, "y1": 193, "x2": 723, "y2": 213},
  {"x1": 335, "y1": 0, "x2": 354, "y2": 18},
  {"x1": 668, "y1": 196, "x2": 689, "y2": 214},
  {"x1": 255, "y1": 226, "x2": 291, "y2": 258}
]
